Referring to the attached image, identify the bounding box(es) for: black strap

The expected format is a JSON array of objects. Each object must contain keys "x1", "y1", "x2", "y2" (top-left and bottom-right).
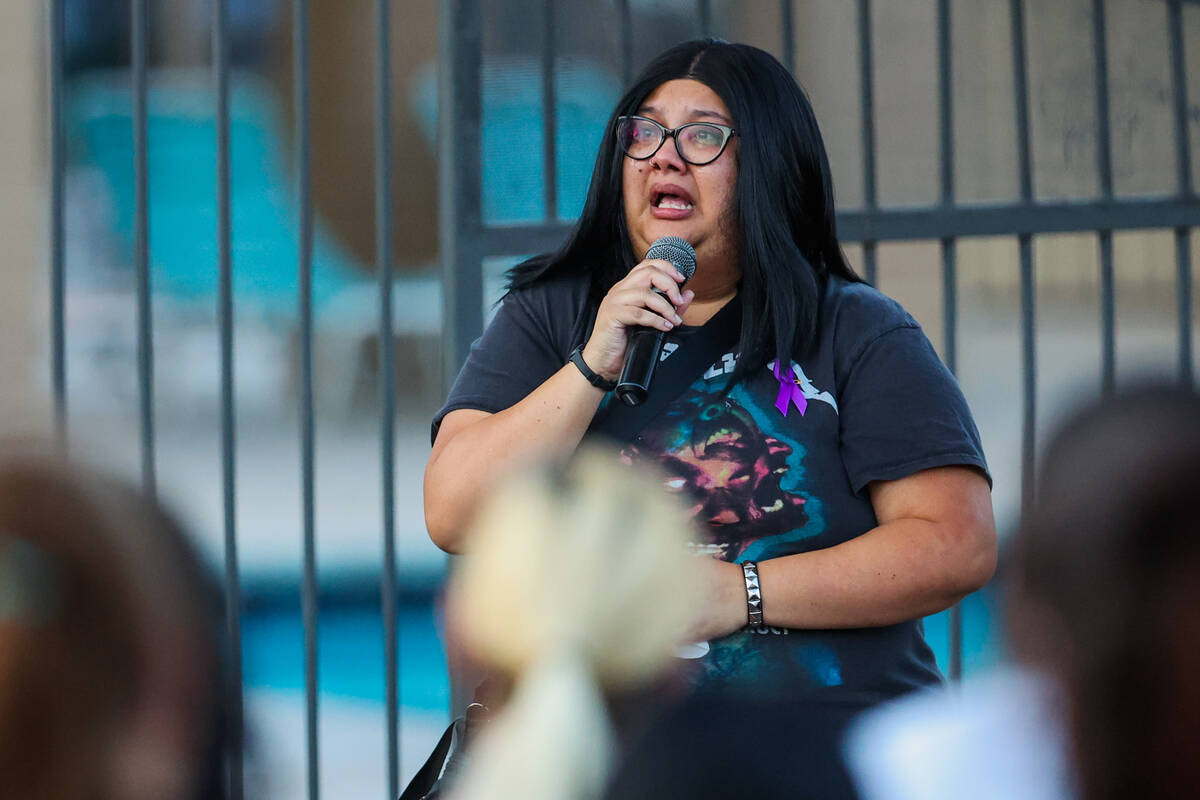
[
  {"x1": 591, "y1": 297, "x2": 741, "y2": 444},
  {"x1": 398, "y1": 681, "x2": 496, "y2": 800},
  {"x1": 569, "y1": 345, "x2": 618, "y2": 391},
  {"x1": 398, "y1": 718, "x2": 458, "y2": 800}
]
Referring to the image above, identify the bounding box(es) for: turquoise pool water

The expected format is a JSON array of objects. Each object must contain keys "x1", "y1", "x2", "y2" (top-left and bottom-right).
[
  {"x1": 241, "y1": 602, "x2": 451, "y2": 712},
  {"x1": 239, "y1": 585, "x2": 1003, "y2": 712},
  {"x1": 923, "y1": 584, "x2": 1006, "y2": 674}
]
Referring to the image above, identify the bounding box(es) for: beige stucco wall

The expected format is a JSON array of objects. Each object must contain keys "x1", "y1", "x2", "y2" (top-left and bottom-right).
[{"x1": 0, "y1": 0, "x2": 49, "y2": 437}]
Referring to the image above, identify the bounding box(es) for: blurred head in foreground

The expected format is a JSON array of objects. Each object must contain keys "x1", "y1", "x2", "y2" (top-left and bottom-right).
[
  {"x1": 0, "y1": 453, "x2": 231, "y2": 800},
  {"x1": 444, "y1": 447, "x2": 703, "y2": 800},
  {"x1": 1008, "y1": 384, "x2": 1200, "y2": 800}
]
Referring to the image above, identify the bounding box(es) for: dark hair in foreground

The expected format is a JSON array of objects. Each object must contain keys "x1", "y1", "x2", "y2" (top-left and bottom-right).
[
  {"x1": 507, "y1": 39, "x2": 860, "y2": 387},
  {"x1": 0, "y1": 454, "x2": 234, "y2": 800},
  {"x1": 1008, "y1": 384, "x2": 1200, "y2": 800}
]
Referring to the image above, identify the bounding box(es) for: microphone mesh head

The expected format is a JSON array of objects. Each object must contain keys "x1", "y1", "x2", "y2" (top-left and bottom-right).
[{"x1": 645, "y1": 236, "x2": 697, "y2": 283}]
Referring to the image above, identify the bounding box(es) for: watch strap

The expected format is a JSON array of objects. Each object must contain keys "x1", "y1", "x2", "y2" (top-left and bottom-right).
[{"x1": 569, "y1": 345, "x2": 617, "y2": 391}]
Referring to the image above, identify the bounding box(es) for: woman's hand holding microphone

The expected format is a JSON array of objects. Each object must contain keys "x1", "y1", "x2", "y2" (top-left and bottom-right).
[{"x1": 580, "y1": 258, "x2": 696, "y2": 384}]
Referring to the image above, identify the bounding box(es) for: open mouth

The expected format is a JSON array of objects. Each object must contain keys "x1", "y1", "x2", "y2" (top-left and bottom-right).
[
  {"x1": 652, "y1": 186, "x2": 695, "y2": 211},
  {"x1": 654, "y1": 192, "x2": 694, "y2": 210}
]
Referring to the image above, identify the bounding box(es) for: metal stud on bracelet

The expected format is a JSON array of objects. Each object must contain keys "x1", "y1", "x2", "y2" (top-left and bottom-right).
[{"x1": 742, "y1": 561, "x2": 764, "y2": 628}]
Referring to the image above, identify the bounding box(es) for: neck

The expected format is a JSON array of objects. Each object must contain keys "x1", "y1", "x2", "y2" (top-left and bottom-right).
[{"x1": 681, "y1": 270, "x2": 739, "y2": 326}]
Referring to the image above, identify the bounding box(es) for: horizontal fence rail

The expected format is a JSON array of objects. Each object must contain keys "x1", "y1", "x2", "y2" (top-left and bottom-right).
[{"x1": 456, "y1": 198, "x2": 1200, "y2": 259}]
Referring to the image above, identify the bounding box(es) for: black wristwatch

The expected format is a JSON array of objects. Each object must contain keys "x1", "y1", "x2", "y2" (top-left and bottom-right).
[{"x1": 569, "y1": 346, "x2": 617, "y2": 391}]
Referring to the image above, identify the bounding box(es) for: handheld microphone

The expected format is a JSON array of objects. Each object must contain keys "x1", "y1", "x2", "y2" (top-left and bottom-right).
[{"x1": 615, "y1": 236, "x2": 697, "y2": 406}]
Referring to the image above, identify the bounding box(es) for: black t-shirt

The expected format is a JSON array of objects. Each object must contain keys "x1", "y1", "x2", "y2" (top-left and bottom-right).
[{"x1": 434, "y1": 272, "x2": 989, "y2": 707}]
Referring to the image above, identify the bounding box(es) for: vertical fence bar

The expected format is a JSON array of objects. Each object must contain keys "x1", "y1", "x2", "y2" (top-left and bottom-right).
[
  {"x1": 132, "y1": 0, "x2": 156, "y2": 499},
  {"x1": 541, "y1": 0, "x2": 558, "y2": 223},
  {"x1": 212, "y1": 1, "x2": 243, "y2": 797},
  {"x1": 1097, "y1": 236, "x2": 1115, "y2": 393},
  {"x1": 1169, "y1": 0, "x2": 1194, "y2": 200},
  {"x1": 50, "y1": 0, "x2": 67, "y2": 444},
  {"x1": 1011, "y1": 0, "x2": 1037, "y2": 510},
  {"x1": 1168, "y1": 0, "x2": 1194, "y2": 386},
  {"x1": 1093, "y1": 0, "x2": 1116, "y2": 396},
  {"x1": 937, "y1": 0, "x2": 955, "y2": 370},
  {"x1": 1178, "y1": 232, "x2": 1193, "y2": 386},
  {"x1": 375, "y1": 0, "x2": 400, "y2": 794},
  {"x1": 698, "y1": 0, "x2": 711, "y2": 37},
  {"x1": 936, "y1": 0, "x2": 963, "y2": 682},
  {"x1": 857, "y1": 0, "x2": 878, "y2": 284},
  {"x1": 781, "y1": 0, "x2": 795, "y2": 74},
  {"x1": 942, "y1": 238, "x2": 963, "y2": 679},
  {"x1": 438, "y1": 0, "x2": 485, "y2": 393},
  {"x1": 1019, "y1": 232, "x2": 1036, "y2": 510},
  {"x1": 619, "y1": 0, "x2": 633, "y2": 87},
  {"x1": 293, "y1": 1, "x2": 319, "y2": 797},
  {"x1": 438, "y1": 0, "x2": 486, "y2": 715}
]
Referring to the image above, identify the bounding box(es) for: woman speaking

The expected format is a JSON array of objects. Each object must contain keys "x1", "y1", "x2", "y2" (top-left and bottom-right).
[{"x1": 424, "y1": 39, "x2": 995, "y2": 708}]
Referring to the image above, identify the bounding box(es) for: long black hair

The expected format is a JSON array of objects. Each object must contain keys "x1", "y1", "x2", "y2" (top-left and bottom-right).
[{"x1": 507, "y1": 39, "x2": 861, "y2": 386}]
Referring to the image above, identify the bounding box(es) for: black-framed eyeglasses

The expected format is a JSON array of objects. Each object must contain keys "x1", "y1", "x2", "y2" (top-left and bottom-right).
[{"x1": 615, "y1": 115, "x2": 738, "y2": 166}]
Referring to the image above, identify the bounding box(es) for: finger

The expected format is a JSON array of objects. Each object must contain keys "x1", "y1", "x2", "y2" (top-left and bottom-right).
[
  {"x1": 643, "y1": 289, "x2": 683, "y2": 325},
  {"x1": 641, "y1": 257, "x2": 688, "y2": 281},
  {"x1": 617, "y1": 305, "x2": 676, "y2": 332},
  {"x1": 610, "y1": 284, "x2": 681, "y2": 325},
  {"x1": 675, "y1": 289, "x2": 696, "y2": 318},
  {"x1": 637, "y1": 264, "x2": 687, "y2": 305}
]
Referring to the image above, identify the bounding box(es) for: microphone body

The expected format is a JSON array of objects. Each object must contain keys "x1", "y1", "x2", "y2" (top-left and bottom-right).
[{"x1": 615, "y1": 237, "x2": 697, "y2": 406}]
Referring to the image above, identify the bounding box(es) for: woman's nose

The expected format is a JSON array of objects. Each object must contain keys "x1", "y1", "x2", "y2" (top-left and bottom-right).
[{"x1": 649, "y1": 134, "x2": 687, "y2": 171}]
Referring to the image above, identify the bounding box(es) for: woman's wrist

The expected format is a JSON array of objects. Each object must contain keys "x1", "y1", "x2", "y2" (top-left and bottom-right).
[
  {"x1": 579, "y1": 342, "x2": 622, "y2": 383},
  {"x1": 741, "y1": 561, "x2": 765, "y2": 629},
  {"x1": 569, "y1": 346, "x2": 617, "y2": 391},
  {"x1": 716, "y1": 559, "x2": 755, "y2": 636}
]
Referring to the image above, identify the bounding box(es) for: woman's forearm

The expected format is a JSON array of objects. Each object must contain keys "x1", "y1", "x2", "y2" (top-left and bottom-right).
[
  {"x1": 424, "y1": 363, "x2": 607, "y2": 552},
  {"x1": 692, "y1": 516, "x2": 995, "y2": 641},
  {"x1": 756, "y1": 515, "x2": 996, "y2": 629},
  {"x1": 691, "y1": 467, "x2": 997, "y2": 639}
]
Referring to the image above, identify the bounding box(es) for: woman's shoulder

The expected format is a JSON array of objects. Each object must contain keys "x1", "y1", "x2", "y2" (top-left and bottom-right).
[
  {"x1": 506, "y1": 270, "x2": 591, "y2": 312},
  {"x1": 818, "y1": 275, "x2": 925, "y2": 373},
  {"x1": 821, "y1": 275, "x2": 919, "y2": 343},
  {"x1": 499, "y1": 270, "x2": 595, "y2": 351}
]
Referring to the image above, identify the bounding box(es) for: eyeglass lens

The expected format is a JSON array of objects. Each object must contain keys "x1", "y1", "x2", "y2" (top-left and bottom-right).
[{"x1": 618, "y1": 118, "x2": 728, "y2": 165}]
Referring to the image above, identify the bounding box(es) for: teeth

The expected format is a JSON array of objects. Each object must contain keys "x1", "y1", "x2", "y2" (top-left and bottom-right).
[
  {"x1": 763, "y1": 499, "x2": 784, "y2": 513},
  {"x1": 657, "y1": 197, "x2": 693, "y2": 210}
]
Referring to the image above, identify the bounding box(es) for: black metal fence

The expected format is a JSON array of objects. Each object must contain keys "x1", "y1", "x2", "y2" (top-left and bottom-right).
[{"x1": 45, "y1": 1, "x2": 1197, "y2": 798}]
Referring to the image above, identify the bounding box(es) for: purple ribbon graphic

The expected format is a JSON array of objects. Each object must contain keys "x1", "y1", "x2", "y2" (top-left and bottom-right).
[{"x1": 773, "y1": 361, "x2": 808, "y2": 417}]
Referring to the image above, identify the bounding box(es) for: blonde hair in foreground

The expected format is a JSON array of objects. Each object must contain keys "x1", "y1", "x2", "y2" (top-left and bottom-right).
[{"x1": 447, "y1": 447, "x2": 703, "y2": 800}]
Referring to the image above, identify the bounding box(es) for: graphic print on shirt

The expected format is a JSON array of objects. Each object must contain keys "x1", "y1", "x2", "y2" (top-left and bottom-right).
[
  {"x1": 621, "y1": 384, "x2": 812, "y2": 561},
  {"x1": 618, "y1": 356, "x2": 843, "y2": 688}
]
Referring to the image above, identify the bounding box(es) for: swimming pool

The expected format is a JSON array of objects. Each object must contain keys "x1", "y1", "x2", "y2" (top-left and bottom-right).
[
  {"x1": 241, "y1": 598, "x2": 450, "y2": 712},
  {"x1": 239, "y1": 582, "x2": 1001, "y2": 709},
  {"x1": 236, "y1": 581, "x2": 1002, "y2": 797}
]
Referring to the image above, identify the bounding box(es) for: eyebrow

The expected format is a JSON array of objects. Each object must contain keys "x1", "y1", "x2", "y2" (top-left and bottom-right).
[{"x1": 638, "y1": 105, "x2": 733, "y2": 125}]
